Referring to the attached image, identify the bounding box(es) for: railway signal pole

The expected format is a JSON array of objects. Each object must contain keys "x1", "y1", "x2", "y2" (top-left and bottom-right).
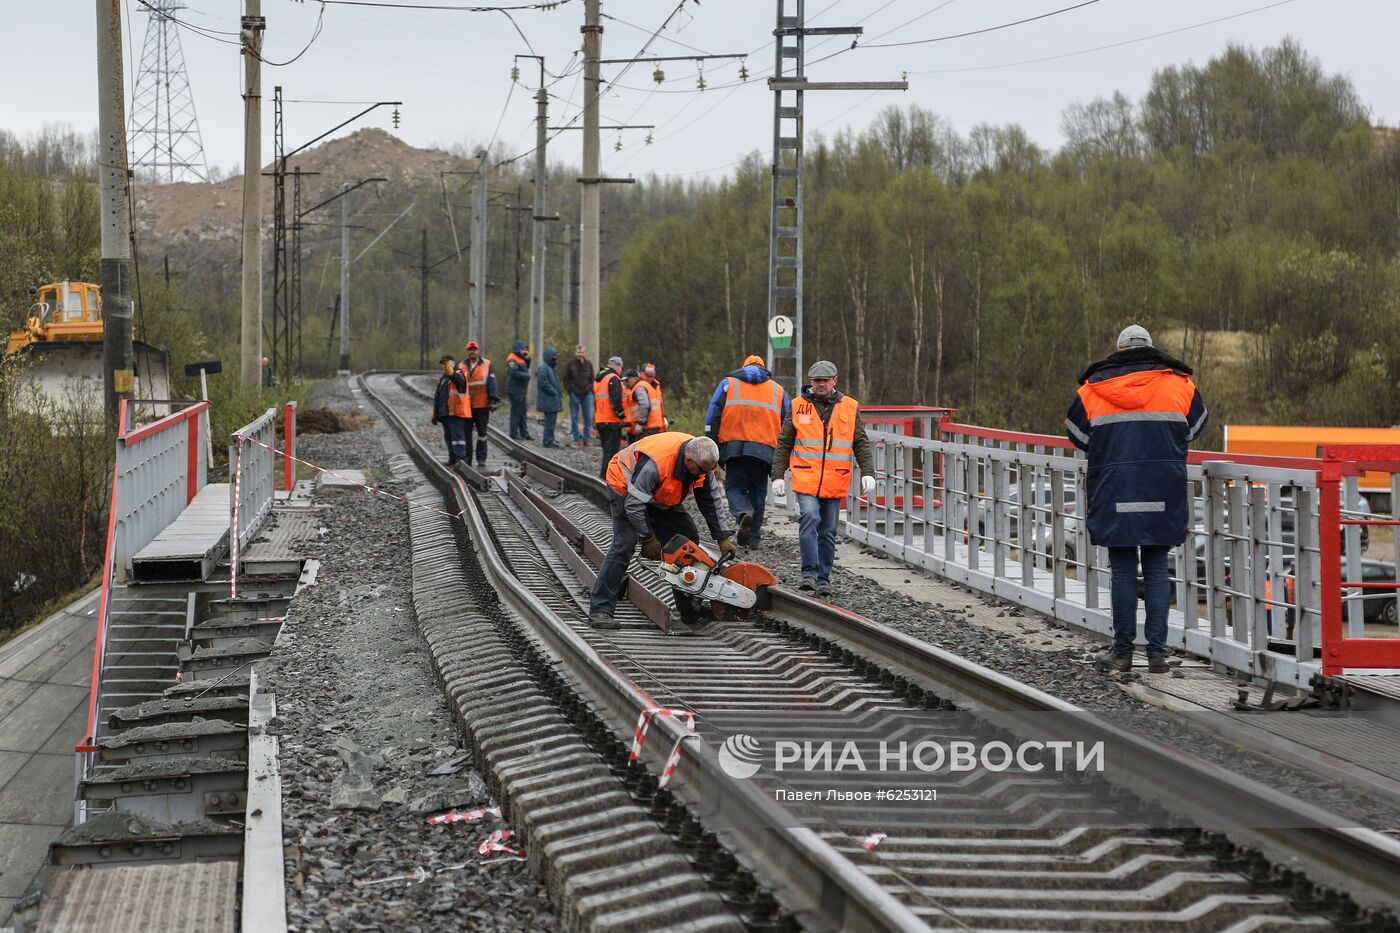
[
  {"x1": 765, "y1": 0, "x2": 906, "y2": 391},
  {"x1": 96, "y1": 0, "x2": 134, "y2": 423}
]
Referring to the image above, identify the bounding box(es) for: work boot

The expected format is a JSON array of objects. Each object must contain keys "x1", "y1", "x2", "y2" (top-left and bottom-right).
[
  {"x1": 588, "y1": 613, "x2": 620, "y2": 631},
  {"x1": 1146, "y1": 655, "x2": 1169, "y2": 674},
  {"x1": 1094, "y1": 651, "x2": 1132, "y2": 673},
  {"x1": 798, "y1": 578, "x2": 817, "y2": 593},
  {"x1": 816, "y1": 582, "x2": 832, "y2": 598},
  {"x1": 736, "y1": 513, "x2": 753, "y2": 547}
]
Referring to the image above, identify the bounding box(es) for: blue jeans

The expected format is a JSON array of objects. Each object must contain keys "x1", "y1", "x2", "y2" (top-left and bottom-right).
[
  {"x1": 724, "y1": 456, "x2": 770, "y2": 544},
  {"x1": 590, "y1": 491, "x2": 700, "y2": 616},
  {"x1": 542, "y1": 411, "x2": 558, "y2": 447},
  {"x1": 796, "y1": 493, "x2": 841, "y2": 585},
  {"x1": 508, "y1": 393, "x2": 529, "y2": 438},
  {"x1": 1108, "y1": 545, "x2": 1171, "y2": 658},
  {"x1": 569, "y1": 392, "x2": 593, "y2": 441}
]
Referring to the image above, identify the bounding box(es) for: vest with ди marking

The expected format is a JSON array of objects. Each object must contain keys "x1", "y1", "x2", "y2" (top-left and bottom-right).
[{"x1": 789, "y1": 394, "x2": 859, "y2": 499}]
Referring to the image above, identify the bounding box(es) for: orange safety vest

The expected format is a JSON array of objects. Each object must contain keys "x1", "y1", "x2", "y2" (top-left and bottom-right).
[
  {"x1": 447, "y1": 368, "x2": 472, "y2": 418},
  {"x1": 717, "y1": 378, "x2": 783, "y2": 447},
  {"x1": 640, "y1": 379, "x2": 664, "y2": 431},
  {"x1": 594, "y1": 371, "x2": 623, "y2": 424},
  {"x1": 790, "y1": 395, "x2": 859, "y2": 498},
  {"x1": 462, "y1": 358, "x2": 492, "y2": 409},
  {"x1": 622, "y1": 383, "x2": 638, "y2": 431},
  {"x1": 606, "y1": 432, "x2": 706, "y2": 505}
]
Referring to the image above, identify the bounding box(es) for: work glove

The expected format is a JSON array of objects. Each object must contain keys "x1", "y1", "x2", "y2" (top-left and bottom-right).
[
  {"x1": 640, "y1": 536, "x2": 663, "y2": 560},
  {"x1": 861, "y1": 475, "x2": 876, "y2": 496},
  {"x1": 717, "y1": 538, "x2": 738, "y2": 559},
  {"x1": 431, "y1": 414, "x2": 438, "y2": 425},
  {"x1": 771, "y1": 478, "x2": 786, "y2": 497}
]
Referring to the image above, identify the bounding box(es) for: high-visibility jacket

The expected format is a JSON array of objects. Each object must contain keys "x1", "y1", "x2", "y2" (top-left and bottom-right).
[
  {"x1": 1065, "y1": 348, "x2": 1207, "y2": 547},
  {"x1": 606, "y1": 432, "x2": 705, "y2": 505},
  {"x1": 790, "y1": 394, "x2": 859, "y2": 498},
  {"x1": 717, "y1": 378, "x2": 783, "y2": 448},
  {"x1": 639, "y1": 379, "x2": 664, "y2": 431},
  {"x1": 594, "y1": 371, "x2": 624, "y2": 424},
  {"x1": 462, "y1": 358, "x2": 492, "y2": 409},
  {"x1": 622, "y1": 385, "x2": 638, "y2": 432},
  {"x1": 447, "y1": 367, "x2": 473, "y2": 418}
]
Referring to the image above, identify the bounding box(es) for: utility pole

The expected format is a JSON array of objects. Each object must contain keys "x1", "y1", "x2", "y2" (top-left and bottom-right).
[
  {"x1": 97, "y1": 0, "x2": 134, "y2": 424},
  {"x1": 559, "y1": 224, "x2": 573, "y2": 325},
  {"x1": 765, "y1": 0, "x2": 906, "y2": 391},
  {"x1": 529, "y1": 82, "x2": 548, "y2": 358},
  {"x1": 469, "y1": 153, "x2": 488, "y2": 346},
  {"x1": 512, "y1": 183, "x2": 524, "y2": 342},
  {"x1": 419, "y1": 227, "x2": 430, "y2": 369},
  {"x1": 579, "y1": 0, "x2": 601, "y2": 357},
  {"x1": 339, "y1": 183, "x2": 350, "y2": 373},
  {"x1": 239, "y1": 0, "x2": 264, "y2": 389}
]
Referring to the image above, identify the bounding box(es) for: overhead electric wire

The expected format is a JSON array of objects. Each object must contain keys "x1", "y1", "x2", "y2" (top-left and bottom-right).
[
  {"x1": 909, "y1": 0, "x2": 1299, "y2": 73},
  {"x1": 311, "y1": 0, "x2": 573, "y2": 10},
  {"x1": 859, "y1": 0, "x2": 1103, "y2": 49}
]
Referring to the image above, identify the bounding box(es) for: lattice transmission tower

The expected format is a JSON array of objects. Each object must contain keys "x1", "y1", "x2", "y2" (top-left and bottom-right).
[{"x1": 128, "y1": 0, "x2": 209, "y2": 183}]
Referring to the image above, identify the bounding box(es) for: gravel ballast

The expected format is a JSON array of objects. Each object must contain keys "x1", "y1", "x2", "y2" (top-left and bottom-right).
[{"x1": 262, "y1": 378, "x2": 557, "y2": 932}]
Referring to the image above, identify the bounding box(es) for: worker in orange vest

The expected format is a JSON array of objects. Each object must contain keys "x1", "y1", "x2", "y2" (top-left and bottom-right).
[
  {"x1": 459, "y1": 341, "x2": 499, "y2": 468},
  {"x1": 770, "y1": 360, "x2": 875, "y2": 597},
  {"x1": 588, "y1": 432, "x2": 735, "y2": 629},
  {"x1": 641, "y1": 363, "x2": 665, "y2": 434},
  {"x1": 622, "y1": 369, "x2": 657, "y2": 440},
  {"x1": 593, "y1": 356, "x2": 627, "y2": 478},
  {"x1": 705, "y1": 354, "x2": 790, "y2": 548},
  {"x1": 431, "y1": 355, "x2": 470, "y2": 465}
]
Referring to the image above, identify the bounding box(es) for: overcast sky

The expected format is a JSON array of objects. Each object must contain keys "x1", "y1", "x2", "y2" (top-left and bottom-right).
[{"x1": 7, "y1": 0, "x2": 1399, "y2": 181}]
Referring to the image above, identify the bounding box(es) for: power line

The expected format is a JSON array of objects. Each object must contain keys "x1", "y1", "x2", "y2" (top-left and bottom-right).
[
  {"x1": 908, "y1": 0, "x2": 1298, "y2": 74},
  {"x1": 860, "y1": 0, "x2": 1104, "y2": 50},
  {"x1": 310, "y1": 0, "x2": 574, "y2": 9}
]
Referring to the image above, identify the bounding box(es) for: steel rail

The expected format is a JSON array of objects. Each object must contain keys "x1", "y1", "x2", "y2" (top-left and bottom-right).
[{"x1": 364, "y1": 373, "x2": 927, "y2": 932}]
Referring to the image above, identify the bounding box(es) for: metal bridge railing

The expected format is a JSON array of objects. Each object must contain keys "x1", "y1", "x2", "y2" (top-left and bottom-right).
[
  {"x1": 842, "y1": 425, "x2": 1393, "y2": 689},
  {"x1": 76, "y1": 399, "x2": 210, "y2": 817},
  {"x1": 230, "y1": 408, "x2": 277, "y2": 598}
]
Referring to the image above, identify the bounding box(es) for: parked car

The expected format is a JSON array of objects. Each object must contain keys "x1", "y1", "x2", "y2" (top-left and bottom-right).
[
  {"x1": 1282, "y1": 557, "x2": 1398, "y2": 633},
  {"x1": 976, "y1": 479, "x2": 1081, "y2": 561}
]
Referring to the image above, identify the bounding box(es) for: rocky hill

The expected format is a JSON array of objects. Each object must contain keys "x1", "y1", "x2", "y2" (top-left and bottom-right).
[{"x1": 133, "y1": 128, "x2": 471, "y2": 251}]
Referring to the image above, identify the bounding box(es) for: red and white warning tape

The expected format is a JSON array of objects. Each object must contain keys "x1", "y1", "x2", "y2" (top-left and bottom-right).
[
  {"x1": 628, "y1": 707, "x2": 694, "y2": 762},
  {"x1": 426, "y1": 805, "x2": 501, "y2": 826},
  {"x1": 243, "y1": 437, "x2": 468, "y2": 525},
  {"x1": 860, "y1": 832, "x2": 888, "y2": 851},
  {"x1": 628, "y1": 707, "x2": 698, "y2": 789},
  {"x1": 478, "y1": 828, "x2": 526, "y2": 859}
]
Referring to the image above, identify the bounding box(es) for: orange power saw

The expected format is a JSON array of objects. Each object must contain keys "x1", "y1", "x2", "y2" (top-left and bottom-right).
[{"x1": 659, "y1": 536, "x2": 778, "y2": 611}]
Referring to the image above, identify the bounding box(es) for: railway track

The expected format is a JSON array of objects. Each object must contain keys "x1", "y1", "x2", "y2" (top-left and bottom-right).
[{"x1": 369, "y1": 371, "x2": 1400, "y2": 932}]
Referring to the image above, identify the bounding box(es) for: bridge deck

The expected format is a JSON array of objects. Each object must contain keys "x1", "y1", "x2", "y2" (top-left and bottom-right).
[{"x1": 129, "y1": 483, "x2": 231, "y2": 583}]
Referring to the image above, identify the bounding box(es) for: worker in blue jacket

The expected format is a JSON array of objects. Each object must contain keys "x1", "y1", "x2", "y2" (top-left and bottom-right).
[
  {"x1": 1066, "y1": 324, "x2": 1207, "y2": 674},
  {"x1": 505, "y1": 339, "x2": 533, "y2": 440},
  {"x1": 705, "y1": 354, "x2": 791, "y2": 548}
]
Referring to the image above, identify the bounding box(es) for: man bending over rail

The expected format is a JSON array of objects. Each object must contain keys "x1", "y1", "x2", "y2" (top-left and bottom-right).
[{"x1": 588, "y1": 433, "x2": 736, "y2": 630}]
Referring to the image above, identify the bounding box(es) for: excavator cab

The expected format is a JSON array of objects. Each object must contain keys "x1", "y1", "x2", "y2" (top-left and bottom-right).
[{"x1": 9, "y1": 281, "x2": 104, "y2": 352}]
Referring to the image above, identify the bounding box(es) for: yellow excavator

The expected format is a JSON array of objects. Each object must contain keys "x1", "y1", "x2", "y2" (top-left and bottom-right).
[{"x1": 7, "y1": 280, "x2": 171, "y2": 409}]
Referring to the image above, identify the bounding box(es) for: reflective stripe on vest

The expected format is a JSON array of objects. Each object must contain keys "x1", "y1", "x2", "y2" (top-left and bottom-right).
[
  {"x1": 641, "y1": 380, "x2": 664, "y2": 430},
  {"x1": 463, "y1": 358, "x2": 491, "y2": 408},
  {"x1": 594, "y1": 372, "x2": 622, "y2": 424},
  {"x1": 789, "y1": 395, "x2": 859, "y2": 498},
  {"x1": 717, "y1": 378, "x2": 782, "y2": 448},
  {"x1": 605, "y1": 431, "x2": 705, "y2": 505}
]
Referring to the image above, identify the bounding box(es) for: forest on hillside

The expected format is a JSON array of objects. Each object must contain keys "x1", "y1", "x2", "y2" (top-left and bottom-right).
[{"x1": 604, "y1": 40, "x2": 1400, "y2": 441}]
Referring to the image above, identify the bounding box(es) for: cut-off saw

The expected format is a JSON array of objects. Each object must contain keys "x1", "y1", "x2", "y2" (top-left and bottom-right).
[{"x1": 659, "y1": 535, "x2": 778, "y2": 627}]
